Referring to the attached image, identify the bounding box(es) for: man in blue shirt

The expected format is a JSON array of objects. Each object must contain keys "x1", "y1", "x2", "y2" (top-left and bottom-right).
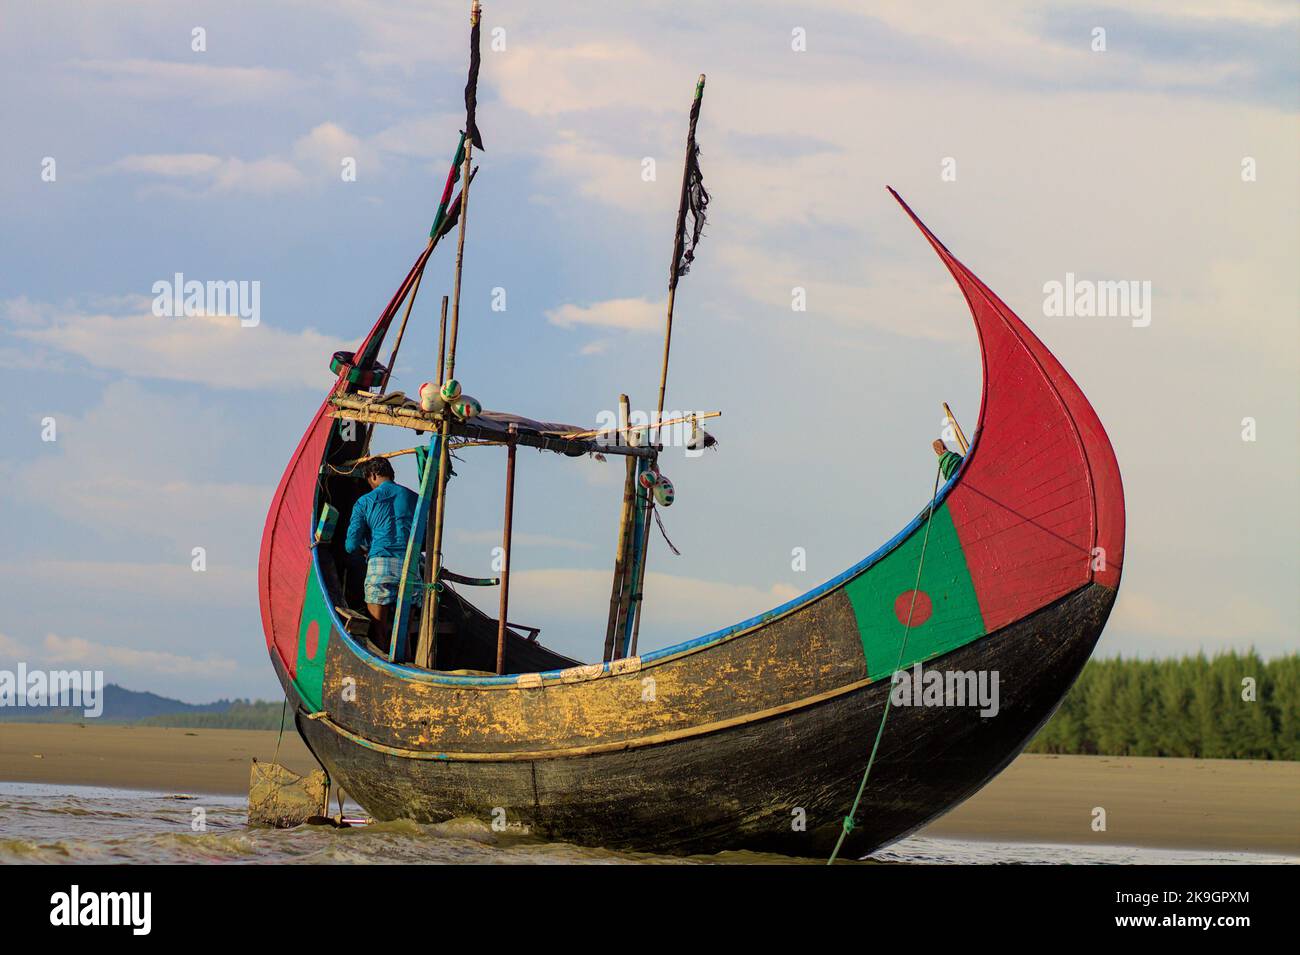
[{"x1": 346, "y1": 458, "x2": 423, "y2": 642}]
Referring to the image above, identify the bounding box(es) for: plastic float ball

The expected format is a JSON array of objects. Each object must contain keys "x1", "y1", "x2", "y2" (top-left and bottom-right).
[
  {"x1": 418, "y1": 381, "x2": 446, "y2": 413},
  {"x1": 638, "y1": 468, "x2": 660, "y2": 490},
  {"x1": 452, "y1": 396, "x2": 481, "y2": 420},
  {"x1": 440, "y1": 378, "x2": 462, "y2": 402},
  {"x1": 653, "y1": 475, "x2": 675, "y2": 507}
]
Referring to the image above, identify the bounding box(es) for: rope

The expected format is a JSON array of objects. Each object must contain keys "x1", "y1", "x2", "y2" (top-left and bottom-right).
[
  {"x1": 251, "y1": 696, "x2": 296, "y2": 809},
  {"x1": 652, "y1": 506, "x2": 681, "y2": 556},
  {"x1": 271, "y1": 696, "x2": 288, "y2": 764},
  {"x1": 827, "y1": 463, "x2": 943, "y2": 865}
]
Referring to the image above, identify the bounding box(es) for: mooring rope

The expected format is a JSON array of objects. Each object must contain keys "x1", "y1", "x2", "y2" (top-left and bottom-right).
[
  {"x1": 272, "y1": 696, "x2": 288, "y2": 763},
  {"x1": 828, "y1": 463, "x2": 944, "y2": 865},
  {"x1": 249, "y1": 696, "x2": 297, "y2": 811}
]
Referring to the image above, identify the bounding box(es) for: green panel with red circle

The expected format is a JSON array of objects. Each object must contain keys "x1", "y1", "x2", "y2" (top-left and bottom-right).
[
  {"x1": 844, "y1": 503, "x2": 987, "y2": 680},
  {"x1": 293, "y1": 564, "x2": 333, "y2": 712}
]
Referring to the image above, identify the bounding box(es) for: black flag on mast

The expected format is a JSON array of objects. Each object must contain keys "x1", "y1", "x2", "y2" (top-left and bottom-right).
[
  {"x1": 670, "y1": 75, "x2": 709, "y2": 289},
  {"x1": 464, "y1": 1, "x2": 485, "y2": 150}
]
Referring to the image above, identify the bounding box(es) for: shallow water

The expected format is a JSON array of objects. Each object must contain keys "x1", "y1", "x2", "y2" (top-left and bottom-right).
[{"x1": 0, "y1": 782, "x2": 1291, "y2": 865}]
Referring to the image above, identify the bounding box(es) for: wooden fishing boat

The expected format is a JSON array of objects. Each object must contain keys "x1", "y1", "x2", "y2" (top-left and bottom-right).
[{"x1": 258, "y1": 6, "x2": 1123, "y2": 859}]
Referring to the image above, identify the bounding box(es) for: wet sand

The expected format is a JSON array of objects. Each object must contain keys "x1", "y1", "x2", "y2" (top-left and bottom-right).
[
  {"x1": 0, "y1": 724, "x2": 320, "y2": 797},
  {"x1": 1, "y1": 724, "x2": 1295, "y2": 855},
  {"x1": 928, "y1": 753, "x2": 1299, "y2": 855}
]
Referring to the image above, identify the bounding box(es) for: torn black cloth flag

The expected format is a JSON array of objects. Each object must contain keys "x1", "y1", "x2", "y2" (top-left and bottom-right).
[
  {"x1": 671, "y1": 76, "x2": 709, "y2": 289},
  {"x1": 464, "y1": 5, "x2": 485, "y2": 150}
]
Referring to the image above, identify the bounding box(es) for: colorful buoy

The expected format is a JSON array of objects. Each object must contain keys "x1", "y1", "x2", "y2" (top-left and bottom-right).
[
  {"x1": 452, "y1": 395, "x2": 481, "y2": 419},
  {"x1": 418, "y1": 381, "x2": 445, "y2": 413},
  {"x1": 653, "y1": 475, "x2": 675, "y2": 507},
  {"x1": 638, "y1": 468, "x2": 660, "y2": 490},
  {"x1": 440, "y1": 378, "x2": 462, "y2": 402}
]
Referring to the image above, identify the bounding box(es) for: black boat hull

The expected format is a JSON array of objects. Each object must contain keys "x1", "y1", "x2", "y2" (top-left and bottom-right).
[{"x1": 296, "y1": 582, "x2": 1114, "y2": 858}]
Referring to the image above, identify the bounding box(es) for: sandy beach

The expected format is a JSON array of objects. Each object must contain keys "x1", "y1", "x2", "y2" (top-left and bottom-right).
[{"x1": 1, "y1": 723, "x2": 1296, "y2": 855}]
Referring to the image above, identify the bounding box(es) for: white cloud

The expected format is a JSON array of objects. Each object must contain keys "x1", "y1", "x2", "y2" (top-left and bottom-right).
[
  {"x1": 0, "y1": 633, "x2": 32, "y2": 661},
  {"x1": 4, "y1": 297, "x2": 345, "y2": 391},
  {"x1": 292, "y1": 122, "x2": 377, "y2": 179},
  {"x1": 494, "y1": 42, "x2": 676, "y2": 118},
  {"x1": 369, "y1": 113, "x2": 465, "y2": 161},
  {"x1": 208, "y1": 157, "x2": 307, "y2": 194},
  {"x1": 113, "y1": 151, "x2": 304, "y2": 196},
  {"x1": 109, "y1": 122, "x2": 379, "y2": 196},
  {"x1": 114, "y1": 154, "x2": 225, "y2": 178},
  {"x1": 41, "y1": 634, "x2": 237, "y2": 677},
  {"x1": 546, "y1": 297, "x2": 663, "y2": 332},
  {"x1": 72, "y1": 58, "x2": 304, "y2": 103}
]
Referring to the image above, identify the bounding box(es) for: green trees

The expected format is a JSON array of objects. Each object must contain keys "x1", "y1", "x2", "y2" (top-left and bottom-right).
[
  {"x1": 138, "y1": 700, "x2": 284, "y2": 730},
  {"x1": 1027, "y1": 652, "x2": 1297, "y2": 759}
]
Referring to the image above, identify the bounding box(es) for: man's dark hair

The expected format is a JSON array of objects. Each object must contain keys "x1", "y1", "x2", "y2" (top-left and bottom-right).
[{"x1": 362, "y1": 457, "x2": 395, "y2": 482}]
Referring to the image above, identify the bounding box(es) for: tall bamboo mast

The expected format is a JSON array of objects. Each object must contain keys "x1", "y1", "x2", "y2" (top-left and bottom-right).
[
  {"x1": 416, "y1": 139, "x2": 473, "y2": 670},
  {"x1": 381, "y1": 264, "x2": 427, "y2": 392},
  {"x1": 436, "y1": 295, "x2": 449, "y2": 384},
  {"x1": 495, "y1": 423, "x2": 518, "y2": 675},
  {"x1": 603, "y1": 395, "x2": 636, "y2": 661},
  {"x1": 415, "y1": 0, "x2": 482, "y2": 669},
  {"x1": 627, "y1": 74, "x2": 707, "y2": 657},
  {"x1": 411, "y1": 295, "x2": 452, "y2": 660},
  {"x1": 652, "y1": 74, "x2": 706, "y2": 446}
]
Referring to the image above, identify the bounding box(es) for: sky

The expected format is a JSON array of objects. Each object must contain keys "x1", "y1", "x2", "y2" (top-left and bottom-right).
[{"x1": 0, "y1": 1, "x2": 1295, "y2": 702}]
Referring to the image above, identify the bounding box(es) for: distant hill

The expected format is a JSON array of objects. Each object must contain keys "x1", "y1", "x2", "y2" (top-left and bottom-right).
[{"x1": 0, "y1": 683, "x2": 282, "y2": 729}]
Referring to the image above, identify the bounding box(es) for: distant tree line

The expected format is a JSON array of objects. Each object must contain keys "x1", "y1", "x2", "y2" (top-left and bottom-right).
[
  {"x1": 1027, "y1": 652, "x2": 1298, "y2": 760},
  {"x1": 139, "y1": 700, "x2": 285, "y2": 730}
]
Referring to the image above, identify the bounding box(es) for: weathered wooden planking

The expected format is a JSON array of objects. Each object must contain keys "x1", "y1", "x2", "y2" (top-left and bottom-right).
[
  {"x1": 300, "y1": 584, "x2": 1114, "y2": 857},
  {"x1": 321, "y1": 587, "x2": 865, "y2": 754}
]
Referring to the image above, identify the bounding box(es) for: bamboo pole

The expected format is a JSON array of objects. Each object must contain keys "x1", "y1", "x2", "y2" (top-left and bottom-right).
[
  {"x1": 943, "y1": 401, "x2": 970, "y2": 455},
  {"x1": 562, "y1": 410, "x2": 721, "y2": 442},
  {"x1": 417, "y1": 139, "x2": 474, "y2": 669},
  {"x1": 443, "y1": 142, "x2": 472, "y2": 386},
  {"x1": 603, "y1": 396, "x2": 635, "y2": 662},
  {"x1": 341, "y1": 447, "x2": 420, "y2": 468},
  {"x1": 381, "y1": 260, "x2": 429, "y2": 393},
  {"x1": 652, "y1": 74, "x2": 706, "y2": 447},
  {"x1": 629, "y1": 75, "x2": 706, "y2": 657},
  {"x1": 496, "y1": 424, "x2": 518, "y2": 675},
  {"x1": 411, "y1": 303, "x2": 449, "y2": 664},
  {"x1": 627, "y1": 484, "x2": 651, "y2": 658},
  {"x1": 359, "y1": 251, "x2": 429, "y2": 454},
  {"x1": 613, "y1": 493, "x2": 643, "y2": 661},
  {"x1": 437, "y1": 295, "x2": 449, "y2": 384}
]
